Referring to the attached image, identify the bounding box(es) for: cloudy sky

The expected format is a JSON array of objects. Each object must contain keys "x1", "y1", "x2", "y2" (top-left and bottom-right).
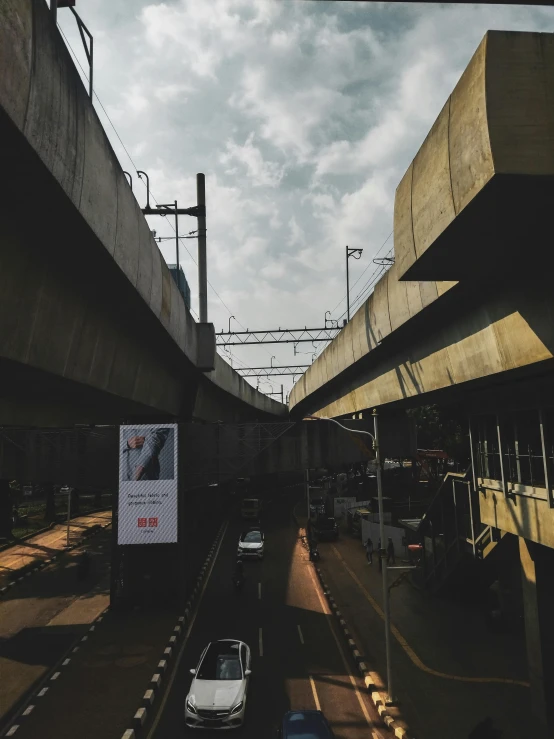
[{"x1": 58, "y1": 0, "x2": 554, "y2": 400}]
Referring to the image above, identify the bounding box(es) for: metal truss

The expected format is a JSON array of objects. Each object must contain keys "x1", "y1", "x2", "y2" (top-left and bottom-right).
[
  {"x1": 236, "y1": 365, "x2": 310, "y2": 378},
  {"x1": 216, "y1": 327, "x2": 340, "y2": 346}
]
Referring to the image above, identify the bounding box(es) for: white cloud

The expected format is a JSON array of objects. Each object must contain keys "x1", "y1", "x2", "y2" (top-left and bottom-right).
[
  {"x1": 220, "y1": 133, "x2": 285, "y2": 187},
  {"x1": 56, "y1": 0, "x2": 554, "y2": 397}
]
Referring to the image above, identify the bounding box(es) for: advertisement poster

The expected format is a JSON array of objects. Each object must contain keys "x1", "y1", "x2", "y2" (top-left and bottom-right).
[{"x1": 117, "y1": 424, "x2": 178, "y2": 545}]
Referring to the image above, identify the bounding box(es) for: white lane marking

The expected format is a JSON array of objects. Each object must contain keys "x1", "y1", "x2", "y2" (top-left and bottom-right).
[
  {"x1": 372, "y1": 731, "x2": 384, "y2": 739},
  {"x1": 258, "y1": 582, "x2": 262, "y2": 600},
  {"x1": 307, "y1": 565, "x2": 373, "y2": 727},
  {"x1": 259, "y1": 627, "x2": 264, "y2": 657},
  {"x1": 146, "y1": 523, "x2": 229, "y2": 739},
  {"x1": 297, "y1": 625, "x2": 305, "y2": 644},
  {"x1": 309, "y1": 675, "x2": 321, "y2": 710}
]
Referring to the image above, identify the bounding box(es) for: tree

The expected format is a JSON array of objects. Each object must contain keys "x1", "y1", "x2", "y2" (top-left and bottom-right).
[{"x1": 408, "y1": 404, "x2": 470, "y2": 465}]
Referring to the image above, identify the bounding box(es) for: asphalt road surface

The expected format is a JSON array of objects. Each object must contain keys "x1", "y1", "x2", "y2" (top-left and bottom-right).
[
  {"x1": 148, "y1": 492, "x2": 392, "y2": 739},
  {"x1": 0, "y1": 529, "x2": 111, "y2": 730}
]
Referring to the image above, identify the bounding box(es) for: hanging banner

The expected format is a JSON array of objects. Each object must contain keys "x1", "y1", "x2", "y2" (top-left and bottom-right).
[{"x1": 118, "y1": 424, "x2": 178, "y2": 545}]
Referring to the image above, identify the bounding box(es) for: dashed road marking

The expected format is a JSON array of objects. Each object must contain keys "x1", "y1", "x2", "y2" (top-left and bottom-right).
[
  {"x1": 258, "y1": 582, "x2": 262, "y2": 600},
  {"x1": 297, "y1": 625, "x2": 305, "y2": 644},
  {"x1": 259, "y1": 627, "x2": 264, "y2": 657},
  {"x1": 309, "y1": 675, "x2": 321, "y2": 710},
  {"x1": 146, "y1": 523, "x2": 229, "y2": 739},
  {"x1": 307, "y1": 564, "x2": 373, "y2": 726}
]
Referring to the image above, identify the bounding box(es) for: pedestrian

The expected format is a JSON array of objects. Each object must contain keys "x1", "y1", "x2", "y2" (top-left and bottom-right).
[
  {"x1": 365, "y1": 537, "x2": 373, "y2": 565},
  {"x1": 387, "y1": 537, "x2": 396, "y2": 565}
]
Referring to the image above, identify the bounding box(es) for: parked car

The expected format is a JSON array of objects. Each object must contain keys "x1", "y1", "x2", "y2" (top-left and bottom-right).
[
  {"x1": 237, "y1": 528, "x2": 265, "y2": 560},
  {"x1": 185, "y1": 639, "x2": 251, "y2": 729},
  {"x1": 278, "y1": 710, "x2": 334, "y2": 739},
  {"x1": 313, "y1": 516, "x2": 339, "y2": 541}
]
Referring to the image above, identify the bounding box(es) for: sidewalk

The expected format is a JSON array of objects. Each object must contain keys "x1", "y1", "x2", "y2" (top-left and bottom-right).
[
  {"x1": 0, "y1": 511, "x2": 111, "y2": 589},
  {"x1": 317, "y1": 530, "x2": 531, "y2": 739}
]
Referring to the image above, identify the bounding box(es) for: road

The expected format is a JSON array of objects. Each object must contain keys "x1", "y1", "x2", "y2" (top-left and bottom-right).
[
  {"x1": 0, "y1": 528, "x2": 111, "y2": 730},
  {"x1": 148, "y1": 492, "x2": 392, "y2": 739}
]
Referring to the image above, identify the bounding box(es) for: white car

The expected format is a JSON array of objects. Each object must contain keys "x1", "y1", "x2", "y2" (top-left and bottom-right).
[
  {"x1": 185, "y1": 639, "x2": 251, "y2": 729},
  {"x1": 237, "y1": 529, "x2": 264, "y2": 560}
]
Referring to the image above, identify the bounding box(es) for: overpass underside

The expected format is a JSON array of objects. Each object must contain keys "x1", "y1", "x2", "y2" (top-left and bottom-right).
[{"x1": 0, "y1": 0, "x2": 285, "y2": 426}]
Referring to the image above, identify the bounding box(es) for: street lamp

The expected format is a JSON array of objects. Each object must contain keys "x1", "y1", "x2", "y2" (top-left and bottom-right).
[
  {"x1": 346, "y1": 246, "x2": 363, "y2": 323},
  {"x1": 228, "y1": 315, "x2": 235, "y2": 334},
  {"x1": 303, "y1": 409, "x2": 394, "y2": 703}
]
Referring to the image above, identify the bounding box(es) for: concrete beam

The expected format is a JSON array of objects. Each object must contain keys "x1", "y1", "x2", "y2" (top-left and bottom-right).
[{"x1": 395, "y1": 31, "x2": 554, "y2": 282}]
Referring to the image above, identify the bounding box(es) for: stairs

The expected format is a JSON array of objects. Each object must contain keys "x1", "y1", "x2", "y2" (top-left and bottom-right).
[{"x1": 417, "y1": 467, "x2": 507, "y2": 595}]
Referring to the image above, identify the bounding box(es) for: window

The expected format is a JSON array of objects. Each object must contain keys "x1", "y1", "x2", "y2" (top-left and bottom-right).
[
  {"x1": 474, "y1": 409, "x2": 549, "y2": 491},
  {"x1": 242, "y1": 531, "x2": 261, "y2": 543},
  {"x1": 197, "y1": 642, "x2": 242, "y2": 680}
]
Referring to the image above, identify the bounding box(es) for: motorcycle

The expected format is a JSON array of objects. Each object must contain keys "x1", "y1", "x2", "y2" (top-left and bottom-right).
[{"x1": 309, "y1": 544, "x2": 320, "y2": 562}]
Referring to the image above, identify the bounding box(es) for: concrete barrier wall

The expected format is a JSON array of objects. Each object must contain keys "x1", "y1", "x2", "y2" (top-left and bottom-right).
[{"x1": 295, "y1": 276, "x2": 554, "y2": 419}]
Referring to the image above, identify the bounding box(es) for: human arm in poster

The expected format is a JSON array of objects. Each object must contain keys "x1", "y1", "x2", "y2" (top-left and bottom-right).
[{"x1": 133, "y1": 428, "x2": 171, "y2": 480}]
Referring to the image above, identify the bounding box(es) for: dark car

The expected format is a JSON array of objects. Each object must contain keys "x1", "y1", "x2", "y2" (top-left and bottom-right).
[
  {"x1": 278, "y1": 710, "x2": 334, "y2": 739},
  {"x1": 313, "y1": 516, "x2": 339, "y2": 541}
]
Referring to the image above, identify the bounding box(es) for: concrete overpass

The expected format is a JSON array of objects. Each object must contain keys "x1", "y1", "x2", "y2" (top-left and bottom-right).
[
  {"x1": 290, "y1": 30, "x2": 554, "y2": 421},
  {"x1": 0, "y1": 0, "x2": 285, "y2": 426},
  {"x1": 289, "y1": 30, "x2": 554, "y2": 737}
]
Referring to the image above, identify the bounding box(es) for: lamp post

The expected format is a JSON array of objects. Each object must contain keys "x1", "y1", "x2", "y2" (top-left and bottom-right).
[
  {"x1": 303, "y1": 409, "x2": 394, "y2": 703},
  {"x1": 346, "y1": 246, "x2": 363, "y2": 323}
]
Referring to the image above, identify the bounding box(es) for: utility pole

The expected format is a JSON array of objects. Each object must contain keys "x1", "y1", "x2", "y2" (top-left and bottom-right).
[
  {"x1": 281, "y1": 384, "x2": 284, "y2": 404},
  {"x1": 373, "y1": 408, "x2": 394, "y2": 703},
  {"x1": 197, "y1": 173, "x2": 207, "y2": 322},
  {"x1": 174, "y1": 200, "x2": 180, "y2": 279},
  {"x1": 346, "y1": 246, "x2": 363, "y2": 322},
  {"x1": 303, "y1": 411, "x2": 395, "y2": 704},
  {"x1": 305, "y1": 469, "x2": 310, "y2": 519}
]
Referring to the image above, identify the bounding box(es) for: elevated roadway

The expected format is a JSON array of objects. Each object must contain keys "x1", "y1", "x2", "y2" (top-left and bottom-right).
[
  {"x1": 290, "y1": 31, "x2": 554, "y2": 420},
  {"x1": 0, "y1": 0, "x2": 284, "y2": 426}
]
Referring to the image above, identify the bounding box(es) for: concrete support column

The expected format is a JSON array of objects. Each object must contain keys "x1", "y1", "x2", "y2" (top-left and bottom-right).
[{"x1": 519, "y1": 537, "x2": 554, "y2": 737}]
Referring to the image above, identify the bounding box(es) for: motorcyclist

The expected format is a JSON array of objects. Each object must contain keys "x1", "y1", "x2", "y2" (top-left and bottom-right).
[{"x1": 232, "y1": 560, "x2": 244, "y2": 588}]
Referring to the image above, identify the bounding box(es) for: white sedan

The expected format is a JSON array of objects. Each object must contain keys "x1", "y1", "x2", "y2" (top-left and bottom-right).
[{"x1": 185, "y1": 639, "x2": 251, "y2": 729}]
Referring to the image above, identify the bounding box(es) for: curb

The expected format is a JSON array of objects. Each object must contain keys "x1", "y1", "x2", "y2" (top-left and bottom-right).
[
  {"x1": 0, "y1": 522, "x2": 57, "y2": 553},
  {"x1": 313, "y1": 563, "x2": 415, "y2": 739},
  {"x1": 120, "y1": 522, "x2": 227, "y2": 739},
  {"x1": 2, "y1": 606, "x2": 109, "y2": 736},
  {"x1": 0, "y1": 521, "x2": 112, "y2": 599},
  {"x1": 0, "y1": 507, "x2": 112, "y2": 554}
]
